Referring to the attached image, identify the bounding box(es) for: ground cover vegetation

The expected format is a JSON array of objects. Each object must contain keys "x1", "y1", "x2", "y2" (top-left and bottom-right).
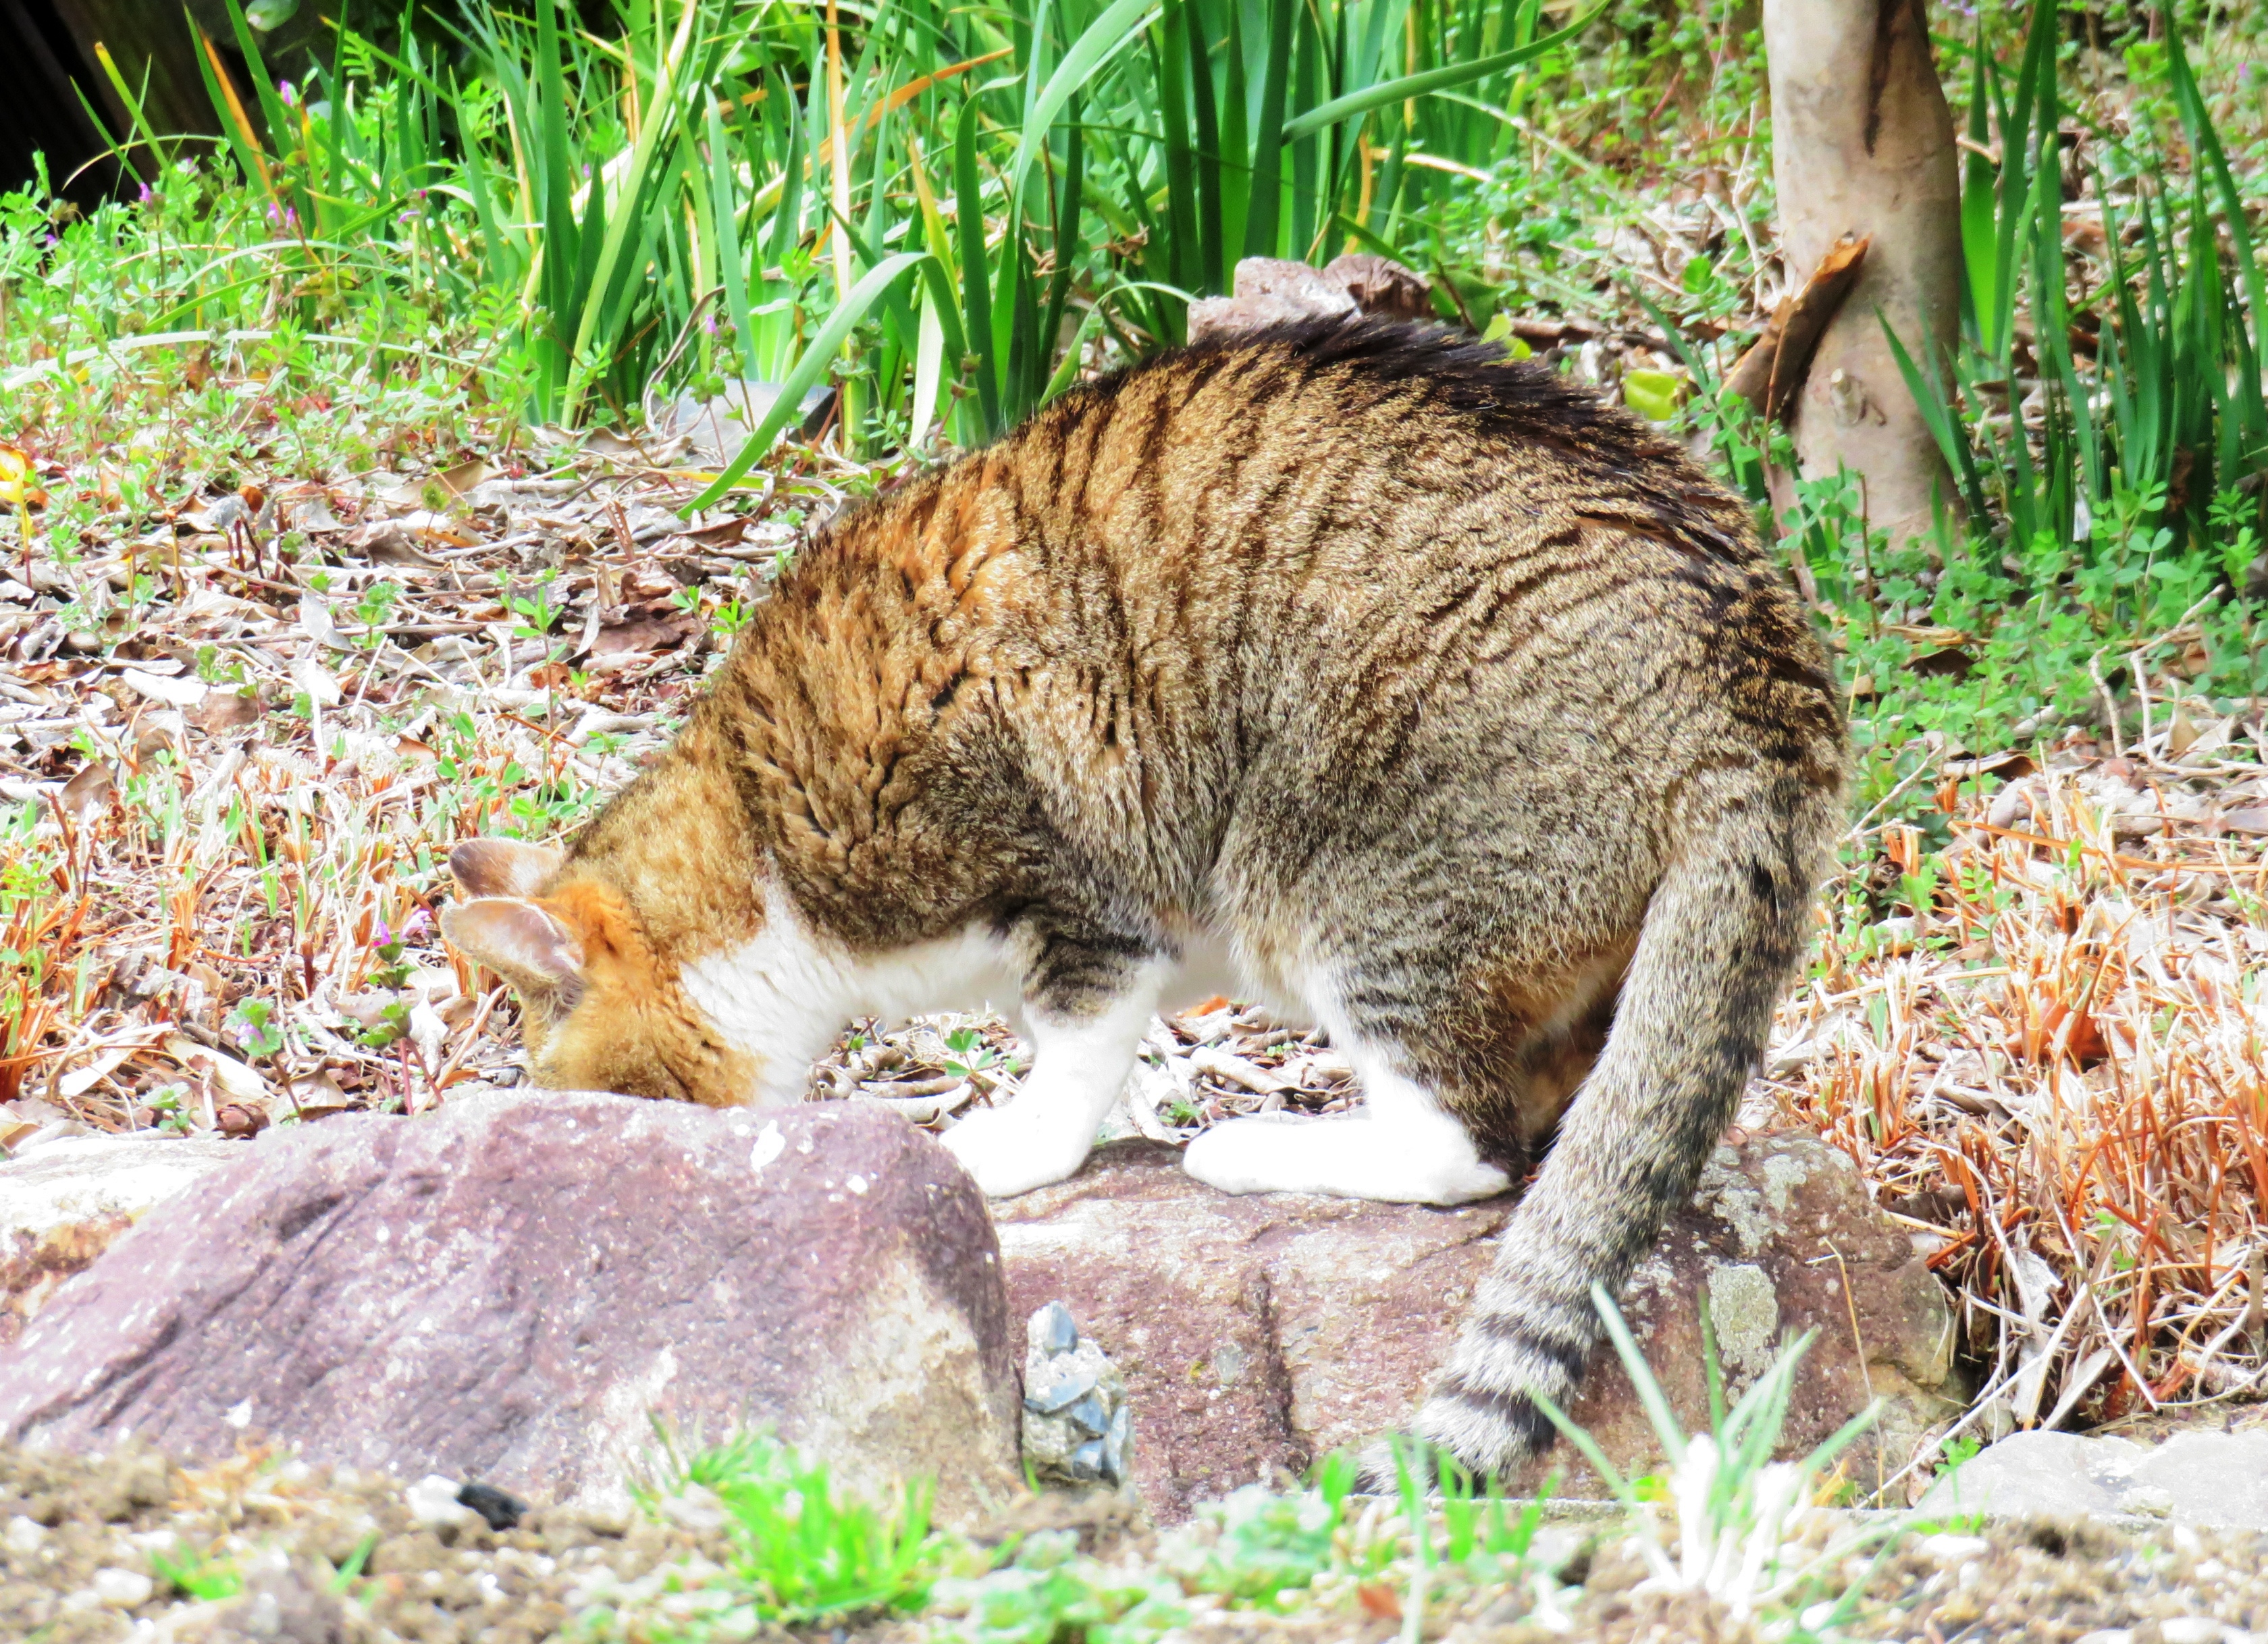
[
  {"x1": 5, "y1": 0, "x2": 2268, "y2": 1626},
  {"x1": 9, "y1": 1306, "x2": 2268, "y2": 1641}
]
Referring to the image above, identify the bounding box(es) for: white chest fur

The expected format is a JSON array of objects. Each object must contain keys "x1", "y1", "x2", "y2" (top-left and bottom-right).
[{"x1": 677, "y1": 880, "x2": 1021, "y2": 1104}]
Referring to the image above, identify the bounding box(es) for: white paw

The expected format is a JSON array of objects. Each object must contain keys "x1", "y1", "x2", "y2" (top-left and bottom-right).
[
  {"x1": 939, "y1": 1105, "x2": 1091, "y2": 1197},
  {"x1": 1182, "y1": 1117, "x2": 1510, "y2": 1204},
  {"x1": 1180, "y1": 1116, "x2": 1310, "y2": 1195}
]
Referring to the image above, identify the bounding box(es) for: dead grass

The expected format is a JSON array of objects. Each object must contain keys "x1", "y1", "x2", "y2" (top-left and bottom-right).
[{"x1": 1766, "y1": 727, "x2": 2268, "y2": 1461}]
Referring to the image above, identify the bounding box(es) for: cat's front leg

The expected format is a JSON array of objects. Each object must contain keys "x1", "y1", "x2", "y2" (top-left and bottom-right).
[{"x1": 940, "y1": 955, "x2": 1171, "y2": 1197}]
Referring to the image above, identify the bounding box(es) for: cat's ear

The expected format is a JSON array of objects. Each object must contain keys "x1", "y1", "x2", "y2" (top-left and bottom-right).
[
  {"x1": 440, "y1": 897, "x2": 584, "y2": 1001},
  {"x1": 450, "y1": 838, "x2": 564, "y2": 899}
]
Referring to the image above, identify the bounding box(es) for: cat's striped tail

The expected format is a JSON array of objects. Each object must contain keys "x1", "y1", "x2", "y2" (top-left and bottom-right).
[{"x1": 1409, "y1": 757, "x2": 1837, "y2": 1482}]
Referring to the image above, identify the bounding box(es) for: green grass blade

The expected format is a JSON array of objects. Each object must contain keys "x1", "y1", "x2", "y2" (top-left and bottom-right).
[
  {"x1": 1882, "y1": 312, "x2": 1987, "y2": 526},
  {"x1": 1186, "y1": 1, "x2": 1225, "y2": 289},
  {"x1": 1041, "y1": 305, "x2": 1101, "y2": 402},
  {"x1": 953, "y1": 97, "x2": 1002, "y2": 436},
  {"x1": 219, "y1": 0, "x2": 296, "y2": 161},
  {"x1": 685, "y1": 250, "x2": 929, "y2": 511},
  {"x1": 1038, "y1": 94, "x2": 1084, "y2": 382},
  {"x1": 188, "y1": 13, "x2": 277, "y2": 206},
  {"x1": 1005, "y1": 0, "x2": 1162, "y2": 209},
  {"x1": 1283, "y1": 3, "x2": 1606, "y2": 142},
  {"x1": 1529, "y1": 1385, "x2": 1641, "y2": 1506},
  {"x1": 910, "y1": 284, "x2": 947, "y2": 449},
  {"x1": 706, "y1": 99, "x2": 757, "y2": 379},
  {"x1": 89, "y1": 42, "x2": 167, "y2": 182},
  {"x1": 562, "y1": 0, "x2": 706, "y2": 420},
  {"x1": 1243, "y1": 0, "x2": 1295, "y2": 257},
  {"x1": 1589, "y1": 1281, "x2": 1686, "y2": 1467},
  {"x1": 2166, "y1": 15, "x2": 2268, "y2": 457}
]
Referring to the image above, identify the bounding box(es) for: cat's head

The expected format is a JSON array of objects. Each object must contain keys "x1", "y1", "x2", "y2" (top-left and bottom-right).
[{"x1": 438, "y1": 838, "x2": 760, "y2": 1105}]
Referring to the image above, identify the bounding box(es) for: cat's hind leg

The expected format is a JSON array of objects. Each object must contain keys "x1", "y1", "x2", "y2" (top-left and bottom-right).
[{"x1": 1181, "y1": 1048, "x2": 1509, "y2": 1204}]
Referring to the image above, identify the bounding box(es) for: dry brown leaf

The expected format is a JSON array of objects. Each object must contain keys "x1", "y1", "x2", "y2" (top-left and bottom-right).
[
  {"x1": 589, "y1": 602, "x2": 700, "y2": 658},
  {"x1": 188, "y1": 689, "x2": 263, "y2": 735},
  {"x1": 163, "y1": 1035, "x2": 275, "y2": 1105},
  {"x1": 120, "y1": 666, "x2": 206, "y2": 709},
  {"x1": 437, "y1": 458, "x2": 498, "y2": 497},
  {"x1": 59, "y1": 761, "x2": 115, "y2": 818},
  {"x1": 344, "y1": 519, "x2": 444, "y2": 567}
]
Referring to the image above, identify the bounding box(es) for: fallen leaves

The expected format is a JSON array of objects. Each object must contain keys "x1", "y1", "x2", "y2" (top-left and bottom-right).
[{"x1": 0, "y1": 375, "x2": 878, "y2": 1151}]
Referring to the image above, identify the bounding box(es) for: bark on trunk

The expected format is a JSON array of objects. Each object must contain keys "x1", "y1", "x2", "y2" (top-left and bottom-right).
[{"x1": 1764, "y1": 0, "x2": 1963, "y2": 546}]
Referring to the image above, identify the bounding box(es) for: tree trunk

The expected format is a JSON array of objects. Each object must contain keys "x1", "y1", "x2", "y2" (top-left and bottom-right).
[{"x1": 1764, "y1": 0, "x2": 1963, "y2": 546}]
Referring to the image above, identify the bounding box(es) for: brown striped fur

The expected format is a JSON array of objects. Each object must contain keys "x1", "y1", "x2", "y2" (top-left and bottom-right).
[{"x1": 442, "y1": 317, "x2": 1847, "y2": 1482}]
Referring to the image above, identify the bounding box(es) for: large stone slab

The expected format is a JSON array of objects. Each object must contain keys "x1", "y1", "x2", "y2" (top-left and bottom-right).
[
  {"x1": 0, "y1": 1092, "x2": 1021, "y2": 1516},
  {"x1": 1919, "y1": 1429, "x2": 2268, "y2": 1530},
  {"x1": 0, "y1": 1134, "x2": 244, "y2": 1346},
  {"x1": 995, "y1": 1131, "x2": 1962, "y2": 1518}
]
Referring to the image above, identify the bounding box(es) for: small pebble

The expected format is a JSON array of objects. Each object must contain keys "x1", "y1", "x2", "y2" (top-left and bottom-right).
[
  {"x1": 1025, "y1": 1368, "x2": 1098, "y2": 1415},
  {"x1": 656, "y1": 1485, "x2": 729, "y2": 1533},
  {"x1": 1038, "y1": 1300, "x2": 1078, "y2": 1355},
  {"x1": 1918, "y1": 1533, "x2": 1990, "y2": 1562},
  {"x1": 2159, "y1": 1622, "x2": 2223, "y2": 1644},
  {"x1": 456, "y1": 1479, "x2": 528, "y2": 1531},
  {"x1": 405, "y1": 1473, "x2": 479, "y2": 1529},
  {"x1": 92, "y1": 1566, "x2": 155, "y2": 1608},
  {"x1": 1064, "y1": 1393, "x2": 1110, "y2": 1437},
  {"x1": 4, "y1": 1514, "x2": 45, "y2": 1554}
]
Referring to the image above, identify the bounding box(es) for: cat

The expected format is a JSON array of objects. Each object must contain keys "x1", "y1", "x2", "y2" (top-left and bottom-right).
[{"x1": 442, "y1": 316, "x2": 1845, "y2": 1482}]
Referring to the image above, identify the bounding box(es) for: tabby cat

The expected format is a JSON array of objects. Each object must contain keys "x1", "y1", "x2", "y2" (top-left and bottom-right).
[{"x1": 442, "y1": 317, "x2": 1845, "y2": 1481}]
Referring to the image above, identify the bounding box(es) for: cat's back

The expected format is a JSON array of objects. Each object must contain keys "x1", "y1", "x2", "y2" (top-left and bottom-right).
[{"x1": 998, "y1": 318, "x2": 1836, "y2": 772}]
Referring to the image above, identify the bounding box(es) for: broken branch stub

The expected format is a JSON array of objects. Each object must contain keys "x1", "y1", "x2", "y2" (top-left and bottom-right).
[{"x1": 1726, "y1": 232, "x2": 1872, "y2": 423}]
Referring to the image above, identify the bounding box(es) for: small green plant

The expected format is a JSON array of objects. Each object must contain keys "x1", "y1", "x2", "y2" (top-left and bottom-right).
[
  {"x1": 934, "y1": 1529, "x2": 1190, "y2": 1644},
  {"x1": 147, "y1": 1083, "x2": 193, "y2": 1135},
  {"x1": 1161, "y1": 1476, "x2": 1347, "y2": 1608},
  {"x1": 638, "y1": 1428, "x2": 943, "y2": 1626},
  {"x1": 710, "y1": 595, "x2": 753, "y2": 640},
  {"x1": 497, "y1": 570, "x2": 564, "y2": 639},
  {"x1": 226, "y1": 997, "x2": 286, "y2": 1061},
  {"x1": 1533, "y1": 1283, "x2": 1889, "y2": 1623},
  {"x1": 943, "y1": 1025, "x2": 1001, "y2": 1079},
  {"x1": 350, "y1": 580, "x2": 402, "y2": 645},
  {"x1": 153, "y1": 1545, "x2": 243, "y2": 1601}
]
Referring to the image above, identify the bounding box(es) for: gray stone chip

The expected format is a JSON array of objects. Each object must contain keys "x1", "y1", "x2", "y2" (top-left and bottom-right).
[{"x1": 1020, "y1": 1301, "x2": 1132, "y2": 1489}]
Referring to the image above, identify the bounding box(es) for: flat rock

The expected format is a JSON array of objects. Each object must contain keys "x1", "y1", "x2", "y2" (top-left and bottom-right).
[
  {"x1": 1186, "y1": 254, "x2": 1433, "y2": 342},
  {"x1": 1919, "y1": 1429, "x2": 2268, "y2": 1530},
  {"x1": 995, "y1": 1130, "x2": 1962, "y2": 1519},
  {"x1": 0, "y1": 1135, "x2": 245, "y2": 1346},
  {"x1": 0, "y1": 1092, "x2": 1020, "y2": 1516}
]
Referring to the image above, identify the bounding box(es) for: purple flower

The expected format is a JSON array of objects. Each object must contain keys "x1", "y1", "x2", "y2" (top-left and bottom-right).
[
  {"x1": 137, "y1": 182, "x2": 154, "y2": 205},
  {"x1": 278, "y1": 80, "x2": 297, "y2": 108},
  {"x1": 371, "y1": 919, "x2": 394, "y2": 947}
]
